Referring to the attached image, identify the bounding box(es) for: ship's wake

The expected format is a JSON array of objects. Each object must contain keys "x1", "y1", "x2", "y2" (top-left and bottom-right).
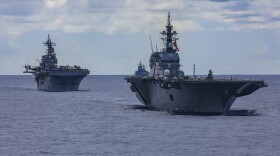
[
  {"x1": 225, "y1": 109, "x2": 259, "y2": 116},
  {"x1": 130, "y1": 105, "x2": 259, "y2": 116},
  {"x1": 170, "y1": 109, "x2": 258, "y2": 116},
  {"x1": 130, "y1": 105, "x2": 163, "y2": 112}
]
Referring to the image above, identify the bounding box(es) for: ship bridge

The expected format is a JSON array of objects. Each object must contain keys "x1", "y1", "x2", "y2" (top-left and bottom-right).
[{"x1": 149, "y1": 12, "x2": 182, "y2": 79}]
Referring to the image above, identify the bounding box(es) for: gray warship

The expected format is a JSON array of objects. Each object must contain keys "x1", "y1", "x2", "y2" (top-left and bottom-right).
[
  {"x1": 24, "y1": 35, "x2": 89, "y2": 91},
  {"x1": 134, "y1": 62, "x2": 149, "y2": 77},
  {"x1": 125, "y1": 12, "x2": 267, "y2": 115}
]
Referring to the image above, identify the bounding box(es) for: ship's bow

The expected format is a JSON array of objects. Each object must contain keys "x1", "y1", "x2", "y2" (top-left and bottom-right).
[{"x1": 38, "y1": 71, "x2": 89, "y2": 91}]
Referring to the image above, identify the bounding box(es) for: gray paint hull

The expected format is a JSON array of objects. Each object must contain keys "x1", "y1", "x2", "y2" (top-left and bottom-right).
[
  {"x1": 35, "y1": 71, "x2": 88, "y2": 91},
  {"x1": 126, "y1": 77, "x2": 266, "y2": 115}
]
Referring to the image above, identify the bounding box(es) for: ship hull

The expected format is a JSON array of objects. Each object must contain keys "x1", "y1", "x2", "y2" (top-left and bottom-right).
[
  {"x1": 126, "y1": 77, "x2": 266, "y2": 115},
  {"x1": 35, "y1": 71, "x2": 88, "y2": 92}
]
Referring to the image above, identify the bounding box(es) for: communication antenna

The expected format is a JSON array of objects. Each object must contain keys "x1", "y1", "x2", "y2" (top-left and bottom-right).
[
  {"x1": 149, "y1": 35, "x2": 154, "y2": 53},
  {"x1": 156, "y1": 44, "x2": 158, "y2": 52},
  {"x1": 193, "y1": 64, "x2": 196, "y2": 77}
]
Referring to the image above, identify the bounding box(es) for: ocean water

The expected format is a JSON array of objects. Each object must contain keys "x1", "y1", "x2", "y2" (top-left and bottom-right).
[{"x1": 0, "y1": 75, "x2": 279, "y2": 155}]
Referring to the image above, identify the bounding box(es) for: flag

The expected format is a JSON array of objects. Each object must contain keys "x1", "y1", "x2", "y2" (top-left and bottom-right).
[{"x1": 174, "y1": 40, "x2": 179, "y2": 52}]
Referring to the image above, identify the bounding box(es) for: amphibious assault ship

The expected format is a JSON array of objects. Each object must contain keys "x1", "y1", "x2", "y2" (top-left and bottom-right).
[
  {"x1": 24, "y1": 35, "x2": 89, "y2": 91},
  {"x1": 125, "y1": 12, "x2": 267, "y2": 115}
]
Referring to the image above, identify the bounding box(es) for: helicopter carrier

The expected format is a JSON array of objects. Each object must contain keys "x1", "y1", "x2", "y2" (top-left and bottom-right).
[
  {"x1": 24, "y1": 35, "x2": 89, "y2": 91},
  {"x1": 125, "y1": 12, "x2": 267, "y2": 115}
]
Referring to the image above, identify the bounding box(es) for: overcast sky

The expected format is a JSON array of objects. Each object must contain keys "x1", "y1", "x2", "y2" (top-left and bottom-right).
[{"x1": 0, "y1": 0, "x2": 280, "y2": 75}]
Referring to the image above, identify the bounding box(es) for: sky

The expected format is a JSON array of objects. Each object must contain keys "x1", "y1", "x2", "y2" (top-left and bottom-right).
[{"x1": 0, "y1": 0, "x2": 280, "y2": 75}]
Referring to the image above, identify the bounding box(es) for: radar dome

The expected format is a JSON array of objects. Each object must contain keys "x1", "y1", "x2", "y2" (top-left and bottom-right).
[
  {"x1": 164, "y1": 69, "x2": 171, "y2": 77},
  {"x1": 168, "y1": 43, "x2": 172, "y2": 48}
]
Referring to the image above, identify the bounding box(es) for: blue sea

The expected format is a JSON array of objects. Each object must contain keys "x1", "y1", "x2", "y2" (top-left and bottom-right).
[{"x1": 0, "y1": 75, "x2": 279, "y2": 155}]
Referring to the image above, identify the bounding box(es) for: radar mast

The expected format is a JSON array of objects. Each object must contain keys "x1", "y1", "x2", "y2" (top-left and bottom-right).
[
  {"x1": 43, "y1": 34, "x2": 56, "y2": 54},
  {"x1": 160, "y1": 12, "x2": 178, "y2": 53}
]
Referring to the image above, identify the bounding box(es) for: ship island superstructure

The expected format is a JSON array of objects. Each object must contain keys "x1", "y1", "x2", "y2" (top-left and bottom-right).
[
  {"x1": 24, "y1": 35, "x2": 89, "y2": 91},
  {"x1": 125, "y1": 12, "x2": 267, "y2": 115}
]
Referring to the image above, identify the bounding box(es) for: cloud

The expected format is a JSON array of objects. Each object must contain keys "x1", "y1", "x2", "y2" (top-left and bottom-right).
[
  {"x1": 0, "y1": 1, "x2": 38, "y2": 16},
  {"x1": 173, "y1": 20, "x2": 202, "y2": 32},
  {"x1": 63, "y1": 25, "x2": 92, "y2": 33},
  {"x1": 44, "y1": 0, "x2": 67, "y2": 9},
  {"x1": 224, "y1": 1, "x2": 251, "y2": 11},
  {"x1": 209, "y1": 0, "x2": 230, "y2": 2},
  {"x1": 1, "y1": 0, "x2": 280, "y2": 37},
  {"x1": 0, "y1": 0, "x2": 279, "y2": 75}
]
